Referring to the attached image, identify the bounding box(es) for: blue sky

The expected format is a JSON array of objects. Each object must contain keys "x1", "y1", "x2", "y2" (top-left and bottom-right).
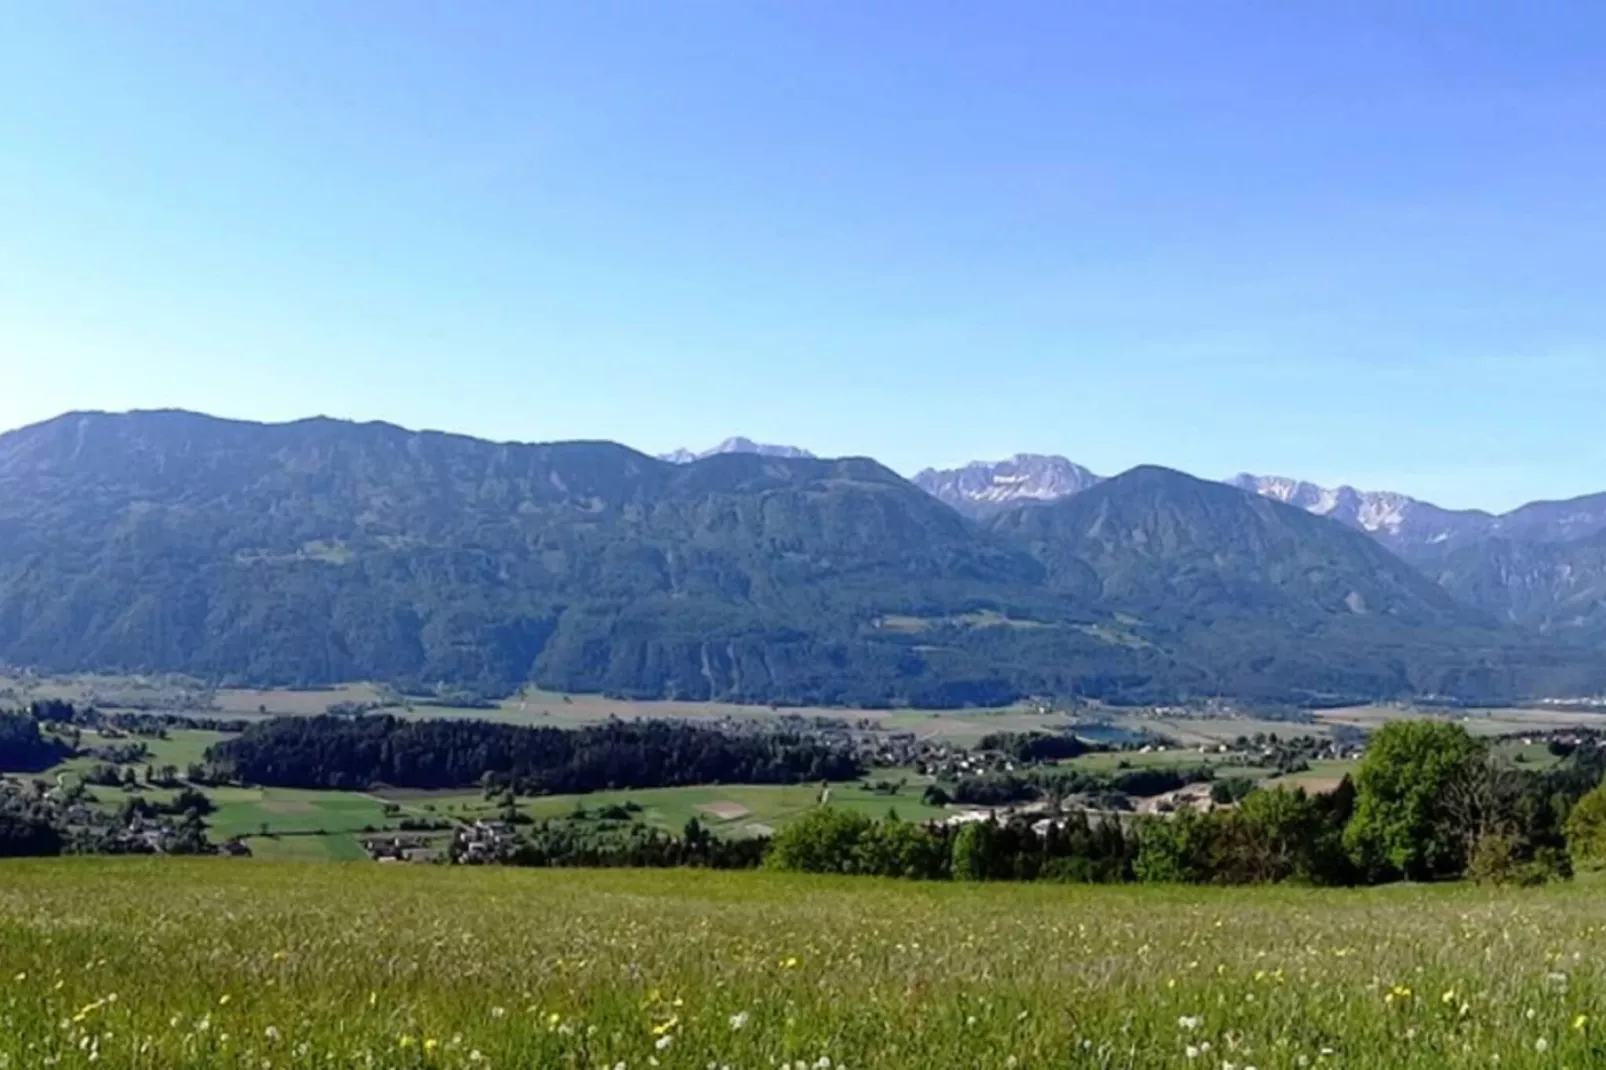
[{"x1": 2, "y1": 2, "x2": 1604, "y2": 510}]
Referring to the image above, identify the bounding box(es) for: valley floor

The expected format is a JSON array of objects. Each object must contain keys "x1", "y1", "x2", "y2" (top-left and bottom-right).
[{"x1": 1, "y1": 859, "x2": 1603, "y2": 1068}]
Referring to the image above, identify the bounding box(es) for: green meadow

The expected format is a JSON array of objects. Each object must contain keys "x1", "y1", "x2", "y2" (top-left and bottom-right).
[
  {"x1": 379, "y1": 777, "x2": 948, "y2": 837},
  {"x1": 2, "y1": 859, "x2": 1606, "y2": 1068}
]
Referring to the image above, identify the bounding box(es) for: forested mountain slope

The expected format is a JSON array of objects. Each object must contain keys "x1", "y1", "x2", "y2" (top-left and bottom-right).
[
  {"x1": 0, "y1": 411, "x2": 1598, "y2": 706},
  {"x1": 991, "y1": 467, "x2": 1605, "y2": 702}
]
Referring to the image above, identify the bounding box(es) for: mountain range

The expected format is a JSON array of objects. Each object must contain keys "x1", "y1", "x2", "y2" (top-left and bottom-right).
[{"x1": 2, "y1": 410, "x2": 1605, "y2": 707}]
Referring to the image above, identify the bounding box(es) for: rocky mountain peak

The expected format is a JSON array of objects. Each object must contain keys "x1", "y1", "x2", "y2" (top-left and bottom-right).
[
  {"x1": 912, "y1": 454, "x2": 1103, "y2": 518},
  {"x1": 660, "y1": 437, "x2": 815, "y2": 464},
  {"x1": 1228, "y1": 474, "x2": 1481, "y2": 548}
]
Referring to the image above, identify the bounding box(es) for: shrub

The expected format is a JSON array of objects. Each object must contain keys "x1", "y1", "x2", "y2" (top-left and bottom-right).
[{"x1": 1564, "y1": 779, "x2": 1606, "y2": 870}]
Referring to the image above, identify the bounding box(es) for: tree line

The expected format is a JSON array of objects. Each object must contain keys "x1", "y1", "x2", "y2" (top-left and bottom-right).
[
  {"x1": 0, "y1": 713, "x2": 71, "y2": 774},
  {"x1": 767, "y1": 722, "x2": 1606, "y2": 886},
  {"x1": 445, "y1": 720, "x2": 1606, "y2": 887},
  {"x1": 506, "y1": 813, "x2": 768, "y2": 870},
  {"x1": 205, "y1": 715, "x2": 863, "y2": 792}
]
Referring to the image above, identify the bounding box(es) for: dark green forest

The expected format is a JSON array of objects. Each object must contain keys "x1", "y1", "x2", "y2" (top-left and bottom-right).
[{"x1": 205, "y1": 715, "x2": 863, "y2": 792}]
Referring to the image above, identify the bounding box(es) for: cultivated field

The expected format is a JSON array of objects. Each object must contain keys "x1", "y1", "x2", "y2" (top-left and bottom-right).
[
  {"x1": 380, "y1": 777, "x2": 947, "y2": 838},
  {"x1": 2, "y1": 860, "x2": 1605, "y2": 1068},
  {"x1": 1316, "y1": 704, "x2": 1606, "y2": 737},
  {"x1": 10, "y1": 727, "x2": 946, "y2": 855}
]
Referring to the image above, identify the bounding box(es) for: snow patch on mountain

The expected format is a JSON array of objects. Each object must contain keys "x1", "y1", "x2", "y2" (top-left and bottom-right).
[
  {"x1": 660, "y1": 437, "x2": 816, "y2": 463},
  {"x1": 914, "y1": 455, "x2": 1103, "y2": 517},
  {"x1": 1229, "y1": 474, "x2": 1482, "y2": 549}
]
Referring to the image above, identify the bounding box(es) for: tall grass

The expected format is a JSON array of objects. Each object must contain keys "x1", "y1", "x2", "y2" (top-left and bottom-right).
[{"x1": 1, "y1": 859, "x2": 1603, "y2": 1067}]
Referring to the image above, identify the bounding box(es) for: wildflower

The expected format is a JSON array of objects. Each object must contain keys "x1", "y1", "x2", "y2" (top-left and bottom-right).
[
  {"x1": 1535, "y1": 1037, "x2": 1550, "y2": 1053},
  {"x1": 656, "y1": 1035, "x2": 674, "y2": 1052},
  {"x1": 1185, "y1": 1045, "x2": 1201, "y2": 1060},
  {"x1": 1178, "y1": 1016, "x2": 1203, "y2": 1031},
  {"x1": 490, "y1": 1006, "x2": 506, "y2": 1019},
  {"x1": 264, "y1": 1026, "x2": 280, "y2": 1043},
  {"x1": 729, "y1": 1011, "x2": 750, "y2": 1031}
]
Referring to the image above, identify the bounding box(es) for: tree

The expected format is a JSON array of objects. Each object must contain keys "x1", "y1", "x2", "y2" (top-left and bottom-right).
[
  {"x1": 1210, "y1": 777, "x2": 1256, "y2": 806},
  {"x1": 0, "y1": 810, "x2": 62, "y2": 857},
  {"x1": 853, "y1": 818, "x2": 947, "y2": 880},
  {"x1": 1566, "y1": 779, "x2": 1606, "y2": 871},
  {"x1": 1220, "y1": 787, "x2": 1329, "y2": 884},
  {"x1": 1442, "y1": 752, "x2": 1523, "y2": 863},
  {"x1": 171, "y1": 786, "x2": 215, "y2": 816},
  {"x1": 950, "y1": 820, "x2": 999, "y2": 881},
  {"x1": 1133, "y1": 809, "x2": 1214, "y2": 883},
  {"x1": 765, "y1": 808, "x2": 875, "y2": 874},
  {"x1": 1343, "y1": 721, "x2": 1481, "y2": 882}
]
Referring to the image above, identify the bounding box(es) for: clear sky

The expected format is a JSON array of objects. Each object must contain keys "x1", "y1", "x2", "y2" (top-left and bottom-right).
[{"x1": 2, "y1": 2, "x2": 1604, "y2": 511}]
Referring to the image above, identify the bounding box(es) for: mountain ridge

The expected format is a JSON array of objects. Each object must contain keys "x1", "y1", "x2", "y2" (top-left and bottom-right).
[{"x1": 3, "y1": 410, "x2": 1605, "y2": 706}]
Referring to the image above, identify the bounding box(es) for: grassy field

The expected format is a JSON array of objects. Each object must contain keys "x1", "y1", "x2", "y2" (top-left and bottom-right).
[
  {"x1": 31, "y1": 728, "x2": 233, "y2": 788},
  {"x1": 200, "y1": 785, "x2": 393, "y2": 837},
  {"x1": 2, "y1": 728, "x2": 411, "y2": 858},
  {"x1": 70, "y1": 781, "x2": 403, "y2": 859},
  {"x1": 193, "y1": 683, "x2": 1078, "y2": 746},
  {"x1": 1277, "y1": 758, "x2": 1360, "y2": 792},
  {"x1": 1317, "y1": 704, "x2": 1606, "y2": 737},
  {"x1": 2, "y1": 860, "x2": 1606, "y2": 1068},
  {"x1": 378, "y1": 778, "x2": 946, "y2": 837},
  {"x1": 1063, "y1": 748, "x2": 1259, "y2": 772},
  {"x1": 211, "y1": 683, "x2": 390, "y2": 717}
]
